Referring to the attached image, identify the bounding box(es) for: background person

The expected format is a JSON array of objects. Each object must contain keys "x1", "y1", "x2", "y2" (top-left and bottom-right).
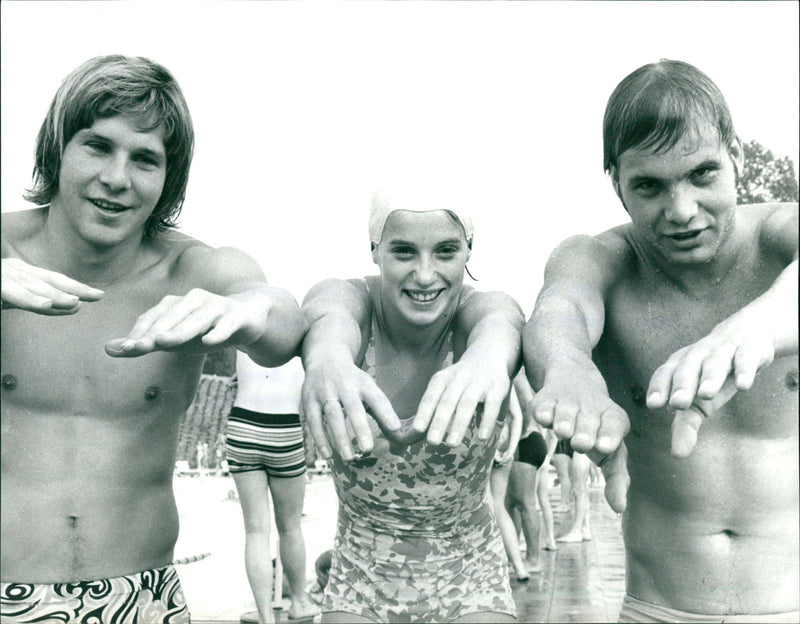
[{"x1": 226, "y1": 352, "x2": 318, "y2": 623}]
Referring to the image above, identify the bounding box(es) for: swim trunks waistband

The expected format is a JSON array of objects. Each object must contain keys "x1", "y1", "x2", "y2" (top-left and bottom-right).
[{"x1": 618, "y1": 593, "x2": 799, "y2": 623}]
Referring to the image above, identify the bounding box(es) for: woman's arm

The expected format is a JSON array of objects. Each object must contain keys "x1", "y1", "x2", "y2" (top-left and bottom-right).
[
  {"x1": 413, "y1": 288, "x2": 524, "y2": 447},
  {"x1": 301, "y1": 278, "x2": 400, "y2": 460}
]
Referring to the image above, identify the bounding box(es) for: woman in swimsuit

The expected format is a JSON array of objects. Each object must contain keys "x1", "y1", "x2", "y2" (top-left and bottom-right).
[{"x1": 300, "y1": 190, "x2": 524, "y2": 623}]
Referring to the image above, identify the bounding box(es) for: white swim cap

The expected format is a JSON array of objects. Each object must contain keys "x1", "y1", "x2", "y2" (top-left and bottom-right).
[{"x1": 368, "y1": 190, "x2": 475, "y2": 246}]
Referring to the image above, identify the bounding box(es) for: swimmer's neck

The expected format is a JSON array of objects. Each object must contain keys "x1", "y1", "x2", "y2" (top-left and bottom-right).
[
  {"x1": 377, "y1": 303, "x2": 456, "y2": 352},
  {"x1": 37, "y1": 207, "x2": 152, "y2": 286}
]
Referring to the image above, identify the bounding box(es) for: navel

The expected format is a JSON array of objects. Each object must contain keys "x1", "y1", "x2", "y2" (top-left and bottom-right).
[
  {"x1": 1, "y1": 374, "x2": 17, "y2": 390},
  {"x1": 145, "y1": 386, "x2": 161, "y2": 401},
  {"x1": 785, "y1": 370, "x2": 799, "y2": 392}
]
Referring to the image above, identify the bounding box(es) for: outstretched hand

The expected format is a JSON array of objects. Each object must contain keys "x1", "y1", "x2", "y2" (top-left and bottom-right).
[
  {"x1": 412, "y1": 352, "x2": 512, "y2": 448},
  {"x1": 587, "y1": 443, "x2": 629, "y2": 514},
  {"x1": 301, "y1": 356, "x2": 401, "y2": 461},
  {"x1": 105, "y1": 288, "x2": 269, "y2": 357},
  {"x1": 647, "y1": 318, "x2": 773, "y2": 458},
  {"x1": 530, "y1": 363, "x2": 630, "y2": 457},
  {"x1": 2, "y1": 257, "x2": 104, "y2": 315}
]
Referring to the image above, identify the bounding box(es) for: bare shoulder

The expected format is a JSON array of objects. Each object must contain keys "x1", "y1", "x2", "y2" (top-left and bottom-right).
[
  {"x1": 1, "y1": 208, "x2": 48, "y2": 258},
  {"x1": 544, "y1": 226, "x2": 635, "y2": 291},
  {"x1": 739, "y1": 202, "x2": 798, "y2": 263},
  {"x1": 455, "y1": 285, "x2": 524, "y2": 333},
  {"x1": 163, "y1": 233, "x2": 267, "y2": 294}
]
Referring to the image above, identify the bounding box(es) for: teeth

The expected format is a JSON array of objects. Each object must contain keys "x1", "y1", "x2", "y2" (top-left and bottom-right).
[
  {"x1": 92, "y1": 199, "x2": 126, "y2": 211},
  {"x1": 407, "y1": 290, "x2": 440, "y2": 302}
]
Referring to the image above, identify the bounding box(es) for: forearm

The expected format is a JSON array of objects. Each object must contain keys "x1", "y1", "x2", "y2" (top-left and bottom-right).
[
  {"x1": 462, "y1": 311, "x2": 522, "y2": 377},
  {"x1": 523, "y1": 287, "x2": 602, "y2": 391},
  {"x1": 301, "y1": 310, "x2": 363, "y2": 371},
  {"x1": 236, "y1": 287, "x2": 308, "y2": 367}
]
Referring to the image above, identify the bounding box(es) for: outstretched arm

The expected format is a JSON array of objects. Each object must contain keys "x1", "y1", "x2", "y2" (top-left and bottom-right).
[
  {"x1": 647, "y1": 203, "x2": 799, "y2": 457},
  {"x1": 413, "y1": 289, "x2": 524, "y2": 447},
  {"x1": 105, "y1": 246, "x2": 306, "y2": 367},
  {"x1": 522, "y1": 233, "x2": 631, "y2": 512},
  {"x1": 2, "y1": 257, "x2": 105, "y2": 315},
  {"x1": 300, "y1": 278, "x2": 400, "y2": 461}
]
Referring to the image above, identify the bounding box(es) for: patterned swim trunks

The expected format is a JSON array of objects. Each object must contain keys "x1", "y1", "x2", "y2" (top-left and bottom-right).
[
  {"x1": 0, "y1": 565, "x2": 189, "y2": 623},
  {"x1": 226, "y1": 407, "x2": 306, "y2": 478}
]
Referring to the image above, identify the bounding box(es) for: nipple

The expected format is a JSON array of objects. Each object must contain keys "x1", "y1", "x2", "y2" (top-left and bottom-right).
[
  {"x1": 786, "y1": 370, "x2": 799, "y2": 391},
  {"x1": 1, "y1": 374, "x2": 17, "y2": 390},
  {"x1": 145, "y1": 386, "x2": 161, "y2": 401}
]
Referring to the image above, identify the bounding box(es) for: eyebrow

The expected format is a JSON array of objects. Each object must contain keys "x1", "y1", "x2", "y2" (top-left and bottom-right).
[
  {"x1": 387, "y1": 237, "x2": 463, "y2": 246},
  {"x1": 627, "y1": 158, "x2": 721, "y2": 184}
]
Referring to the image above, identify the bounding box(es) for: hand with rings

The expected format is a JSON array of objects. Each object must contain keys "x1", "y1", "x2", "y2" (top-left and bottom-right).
[{"x1": 302, "y1": 359, "x2": 400, "y2": 462}]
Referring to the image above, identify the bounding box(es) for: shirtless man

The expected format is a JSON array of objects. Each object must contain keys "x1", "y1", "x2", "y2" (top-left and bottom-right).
[
  {"x1": 524, "y1": 59, "x2": 798, "y2": 622},
  {"x1": 1, "y1": 55, "x2": 306, "y2": 622}
]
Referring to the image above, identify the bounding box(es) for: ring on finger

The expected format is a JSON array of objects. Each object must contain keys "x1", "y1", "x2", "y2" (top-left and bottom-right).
[{"x1": 322, "y1": 397, "x2": 341, "y2": 411}]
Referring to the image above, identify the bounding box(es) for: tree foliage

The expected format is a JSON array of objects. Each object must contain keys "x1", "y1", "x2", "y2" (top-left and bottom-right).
[{"x1": 737, "y1": 140, "x2": 799, "y2": 204}]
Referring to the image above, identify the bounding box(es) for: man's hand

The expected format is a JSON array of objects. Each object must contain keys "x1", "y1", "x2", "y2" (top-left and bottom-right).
[
  {"x1": 301, "y1": 355, "x2": 400, "y2": 461},
  {"x1": 2, "y1": 257, "x2": 104, "y2": 315},
  {"x1": 412, "y1": 348, "x2": 512, "y2": 447},
  {"x1": 647, "y1": 316, "x2": 774, "y2": 457},
  {"x1": 530, "y1": 361, "x2": 630, "y2": 457},
  {"x1": 105, "y1": 289, "x2": 270, "y2": 357},
  {"x1": 591, "y1": 443, "x2": 629, "y2": 514}
]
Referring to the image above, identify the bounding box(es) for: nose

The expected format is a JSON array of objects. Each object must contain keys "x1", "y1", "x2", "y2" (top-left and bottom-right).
[
  {"x1": 413, "y1": 255, "x2": 437, "y2": 286},
  {"x1": 98, "y1": 154, "x2": 131, "y2": 192},
  {"x1": 663, "y1": 184, "x2": 698, "y2": 225}
]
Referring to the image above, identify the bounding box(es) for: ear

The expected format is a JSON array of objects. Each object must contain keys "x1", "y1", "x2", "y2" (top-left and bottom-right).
[
  {"x1": 465, "y1": 239, "x2": 472, "y2": 263},
  {"x1": 371, "y1": 242, "x2": 379, "y2": 265},
  {"x1": 728, "y1": 136, "x2": 744, "y2": 177}
]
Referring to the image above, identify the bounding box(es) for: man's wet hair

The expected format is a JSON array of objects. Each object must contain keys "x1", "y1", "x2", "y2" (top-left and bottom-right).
[
  {"x1": 603, "y1": 59, "x2": 737, "y2": 175},
  {"x1": 25, "y1": 55, "x2": 194, "y2": 238}
]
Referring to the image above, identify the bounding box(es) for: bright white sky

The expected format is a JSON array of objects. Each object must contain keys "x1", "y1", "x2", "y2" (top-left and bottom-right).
[{"x1": 2, "y1": 1, "x2": 798, "y2": 315}]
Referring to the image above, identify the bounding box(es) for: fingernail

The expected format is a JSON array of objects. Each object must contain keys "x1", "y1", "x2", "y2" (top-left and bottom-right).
[
  {"x1": 321, "y1": 446, "x2": 332, "y2": 459},
  {"x1": 428, "y1": 429, "x2": 442, "y2": 444},
  {"x1": 646, "y1": 392, "x2": 661, "y2": 406},
  {"x1": 446, "y1": 433, "x2": 460, "y2": 447},
  {"x1": 358, "y1": 436, "x2": 372, "y2": 451},
  {"x1": 342, "y1": 448, "x2": 354, "y2": 461},
  {"x1": 698, "y1": 381, "x2": 714, "y2": 394},
  {"x1": 670, "y1": 390, "x2": 688, "y2": 404}
]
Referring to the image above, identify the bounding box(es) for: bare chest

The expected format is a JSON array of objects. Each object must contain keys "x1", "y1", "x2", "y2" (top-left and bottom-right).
[{"x1": 1, "y1": 280, "x2": 204, "y2": 416}]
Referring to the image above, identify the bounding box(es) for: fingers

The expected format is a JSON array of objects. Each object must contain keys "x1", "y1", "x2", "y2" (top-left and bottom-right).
[
  {"x1": 598, "y1": 444, "x2": 629, "y2": 514},
  {"x1": 648, "y1": 330, "x2": 774, "y2": 410},
  {"x1": 477, "y1": 379, "x2": 508, "y2": 441},
  {"x1": 2, "y1": 258, "x2": 104, "y2": 315},
  {"x1": 303, "y1": 399, "x2": 332, "y2": 460},
  {"x1": 361, "y1": 384, "x2": 401, "y2": 435},
  {"x1": 107, "y1": 290, "x2": 241, "y2": 357},
  {"x1": 319, "y1": 398, "x2": 356, "y2": 461},
  {"x1": 670, "y1": 407, "x2": 705, "y2": 459}
]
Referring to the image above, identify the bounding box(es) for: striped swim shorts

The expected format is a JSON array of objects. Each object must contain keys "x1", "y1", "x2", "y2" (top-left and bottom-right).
[{"x1": 225, "y1": 407, "x2": 306, "y2": 478}]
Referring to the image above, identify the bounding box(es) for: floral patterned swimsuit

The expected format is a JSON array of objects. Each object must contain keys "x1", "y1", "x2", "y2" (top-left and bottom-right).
[{"x1": 323, "y1": 293, "x2": 516, "y2": 623}]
